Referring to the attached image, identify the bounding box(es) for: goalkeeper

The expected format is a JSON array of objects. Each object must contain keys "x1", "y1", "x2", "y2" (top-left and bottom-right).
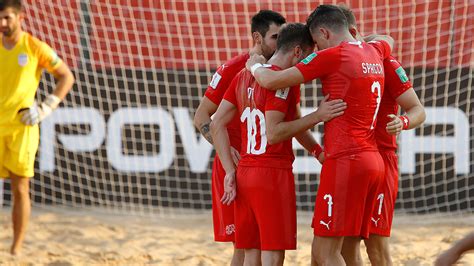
[{"x1": 0, "y1": 0, "x2": 74, "y2": 255}]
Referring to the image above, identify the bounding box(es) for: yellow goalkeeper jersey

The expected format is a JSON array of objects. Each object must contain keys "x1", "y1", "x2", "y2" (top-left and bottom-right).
[{"x1": 0, "y1": 32, "x2": 62, "y2": 129}]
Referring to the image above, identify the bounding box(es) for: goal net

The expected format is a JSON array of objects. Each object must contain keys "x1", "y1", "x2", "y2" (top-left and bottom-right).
[{"x1": 1, "y1": 0, "x2": 472, "y2": 215}]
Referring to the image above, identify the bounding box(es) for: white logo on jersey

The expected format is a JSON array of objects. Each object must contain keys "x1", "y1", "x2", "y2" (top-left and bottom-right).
[
  {"x1": 371, "y1": 217, "x2": 380, "y2": 227},
  {"x1": 225, "y1": 224, "x2": 235, "y2": 235},
  {"x1": 209, "y1": 72, "x2": 222, "y2": 89},
  {"x1": 320, "y1": 220, "x2": 331, "y2": 230},
  {"x1": 275, "y1": 88, "x2": 290, "y2": 100},
  {"x1": 18, "y1": 53, "x2": 28, "y2": 67}
]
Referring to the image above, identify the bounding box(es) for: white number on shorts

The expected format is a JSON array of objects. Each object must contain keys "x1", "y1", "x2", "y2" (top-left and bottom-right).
[
  {"x1": 370, "y1": 81, "x2": 382, "y2": 129},
  {"x1": 324, "y1": 194, "x2": 333, "y2": 217},
  {"x1": 377, "y1": 193, "x2": 384, "y2": 215},
  {"x1": 241, "y1": 107, "x2": 267, "y2": 155}
]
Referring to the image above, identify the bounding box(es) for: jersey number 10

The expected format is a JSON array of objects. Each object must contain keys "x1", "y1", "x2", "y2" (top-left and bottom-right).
[{"x1": 241, "y1": 107, "x2": 267, "y2": 155}]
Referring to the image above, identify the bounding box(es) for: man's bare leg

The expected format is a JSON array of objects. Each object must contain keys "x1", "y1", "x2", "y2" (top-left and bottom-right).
[
  {"x1": 244, "y1": 249, "x2": 261, "y2": 266},
  {"x1": 341, "y1": 236, "x2": 363, "y2": 266},
  {"x1": 10, "y1": 173, "x2": 31, "y2": 255},
  {"x1": 261, "y1": 250, "x2": 284, "y2": 266},
  {"x1": 312, "y1": 236, "x2": 345, "y2": 266},
  {"x1": 231, "y1": 248, "x2": 245, "y2": 266},
  {"x1": 364, "y1": 235, "x2": 392, "y2": 266}
]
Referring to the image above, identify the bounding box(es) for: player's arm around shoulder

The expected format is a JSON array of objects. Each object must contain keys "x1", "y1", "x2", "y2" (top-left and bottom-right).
[
  {"x1": 364, "y1": 34, "x2": 395, "y2": 51},
  {"x1": 245, "y1": 54, "x2": 304, "y2": 90}
]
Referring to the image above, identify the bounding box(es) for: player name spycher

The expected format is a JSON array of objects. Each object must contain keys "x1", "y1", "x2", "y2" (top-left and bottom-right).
[{"x1": 362, "y1": 62, "x2": 383, "y2": 74}]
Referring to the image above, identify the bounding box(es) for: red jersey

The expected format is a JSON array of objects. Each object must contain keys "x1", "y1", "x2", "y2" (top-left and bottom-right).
[
  {"x1": 295, "y1": 41, "x2": 391, "y2": 159},
  {"x1": 205, "y1": 53, "x2": 250, "y2": 151},
  {"x1": 375, "y1": 56, "x2": 413, "y2": 150},
  {"x1": 224, "y1": 65, "x2": 300, "y2": 169}
]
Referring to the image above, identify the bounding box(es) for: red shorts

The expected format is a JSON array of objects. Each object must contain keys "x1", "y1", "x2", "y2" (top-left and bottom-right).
[
  {"x1": 370, "y1": 150, "x2": 398, "y2": 236},
  {"x1": 235, "y1": 166, "x2": 296, "y2": 250},
  {"x1": 211, "y1": 155, "x2": 236, "y2": 242},
  {"x1": 312, "y1": 151, "x2": 384, "y2": 239}
]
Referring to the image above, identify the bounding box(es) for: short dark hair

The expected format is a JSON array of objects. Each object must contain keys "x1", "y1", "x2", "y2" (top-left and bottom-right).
[
  {"x1": 276, "y1": 23, "x2": 314, "y2": 53},
  {"x1": 306, "y1": 4, "x2": 348, "y2": 33},
  {"x1": 251, "y1": 10, "x2": 286, "y2": 37},
  {"x1": 338, "y1": 4, "x2": 357, "y2": 26},
  {"x1": 0, "y1": 0, "x2": 22, "y2": 11}
]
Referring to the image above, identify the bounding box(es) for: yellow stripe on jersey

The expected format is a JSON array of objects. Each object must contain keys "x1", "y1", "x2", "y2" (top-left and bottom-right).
[{"x1": 0, "y1": 32, "x2": 63, "y2": 129}]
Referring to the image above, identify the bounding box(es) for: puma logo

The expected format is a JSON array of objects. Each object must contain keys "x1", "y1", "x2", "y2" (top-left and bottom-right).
[
  {"x1": 320, "y1": 220, "x2": 331, "y2": 230},
  {"x1": 371, "y1": 217, "x2": 380, "y2": 227}
]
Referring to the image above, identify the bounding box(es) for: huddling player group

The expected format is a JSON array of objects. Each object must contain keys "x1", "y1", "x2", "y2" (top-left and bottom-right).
[{"x1": 194, "y1": 4, "x2": 426, "y2": 266}]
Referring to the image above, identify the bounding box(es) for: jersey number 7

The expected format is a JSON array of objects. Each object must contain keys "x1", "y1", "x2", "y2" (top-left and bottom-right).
[{"x1": 370, "y1": 81, "x2": 382, "y2": 129}]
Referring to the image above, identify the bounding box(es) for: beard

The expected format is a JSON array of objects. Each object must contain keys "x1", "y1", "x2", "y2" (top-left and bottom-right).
[
  {"x1": 2, "y1": 29, "x2": 12, "y2": 37},
  {"x1": 2, "y1": 25, "x2": 17, "y2": 37},
  {"x1": 261, "y1": 44, "x2": 275, "y2": 60}
]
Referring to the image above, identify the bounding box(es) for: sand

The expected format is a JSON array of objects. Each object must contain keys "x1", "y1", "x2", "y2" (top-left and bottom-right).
[{"x1": 0, "y1": 208, "x2": 473, "y2": 265}]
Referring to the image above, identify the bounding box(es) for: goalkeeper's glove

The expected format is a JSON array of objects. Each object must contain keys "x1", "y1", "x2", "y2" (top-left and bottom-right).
[{"x1": 20, "y1": 94, "x2": 61, "y2": 125}]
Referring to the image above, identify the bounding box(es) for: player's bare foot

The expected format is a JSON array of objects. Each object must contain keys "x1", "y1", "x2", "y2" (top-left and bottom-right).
[{"x1": 10, "y1": 244, "x2": 22, "y2": 256}]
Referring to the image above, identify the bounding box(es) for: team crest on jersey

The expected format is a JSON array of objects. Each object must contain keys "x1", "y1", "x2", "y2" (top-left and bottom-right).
[
  {"x1": 18, "y1": 53, "x2": 28, "y2": 67},
  {"x1": 225, "y1": 224, "x2": 235, "y2": 235},
  {"x1": 275, "y1": 87, "x2": 290, "y2": 100},
  {"x1": 301, "y1": 52, "x2": 317, "y2": 64},
  {"x1": 395, "y1": 66, "x2": 409, "y2": 83},
  {"x1": 209, "y1": 72, "x2": 222, "y2": 89}
]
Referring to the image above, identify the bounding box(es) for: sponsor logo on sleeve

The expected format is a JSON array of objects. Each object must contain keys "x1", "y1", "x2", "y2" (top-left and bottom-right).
[
  {"x1": 18, "y1": 53, "x2": 28, "y2": 67},
  {"x1": 209, "y1": 72, "x2": 222, "y2": 89},
  {"x1": 395, "y1": 66, "x2": 409, "y2": 83},
  {"x1": 275, "y1": 87, "x2": 290, "y2": 100},
  {"x1": 301, "y1": 52, "x2": 317, "y2": 65}
]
